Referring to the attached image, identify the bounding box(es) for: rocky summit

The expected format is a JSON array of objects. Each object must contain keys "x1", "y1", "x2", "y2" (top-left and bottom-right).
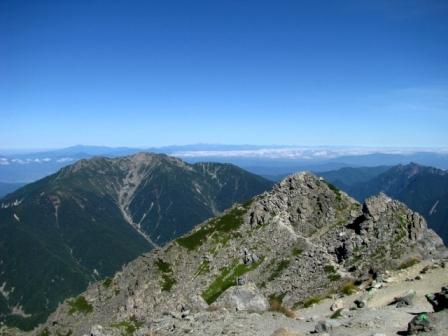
[
  {"x1": 0, "y1": 153, "x2": 272, "y2": 330},
  {"x1": 320, "y1": 163, "x2": 448, "y2": 243},
  {"x1": 17, "y1": 172, "x2": 445, "y2": 336}
]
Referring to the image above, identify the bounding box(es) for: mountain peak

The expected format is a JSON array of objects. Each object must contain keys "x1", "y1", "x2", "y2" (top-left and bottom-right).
[
  {"x1": 59, "y1": 155, "x2": 111, "y2": 175},
  {"x1": 274, "y1": 171, "x2": 348, "y2": 200},
  {"x1": 276, "y1": 171, "x2": 323, "y2": 191},
  {"x1": 248, "y1": 171, "x2": 357, "y2": 238},
  {"x1": 124, "y1": 151, "x2": 160, "y2": 166},
  {"x1": 126, "y1": 151, "x2": 162, "y2": 160},
  {"x1": 394, "y1": 162, "x2": 445, "y2": 177},
  {"x1": 398, "y1": 162, "x2": 425, "y2": 176},
  {"x1": 125, "y1": 151, "x2": 192, "y2": 170}
]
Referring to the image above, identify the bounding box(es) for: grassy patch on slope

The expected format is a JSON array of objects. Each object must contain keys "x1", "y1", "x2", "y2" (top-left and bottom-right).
[
  {"x1": 202, "y1": 258, "x2": 263, "y2": 304},
  {"x1": 268, "y1": 259, "x2": 291, "y2": 281},
  {"x1": 176, "y1": 204, "x2": 250, "y2": 251},
  {"x1": 324, "y1": 264, "x2": 341, "y2": 281},
  {"x1": 397, "y1": 256, "x2": 421, "y2": 270},
  {"x1": 195, "y1": 259, "x2": 211, "y2": 277},
  {"x1": 155, "y1": 258, "x2": 176, "y2": 291},
  {"x1": 112, "y1": 315, "x2": 143, "y2": 336},
  {"x1": 323, "y1": 181, "x2": 342, "y2": 201},
  {"x1": 292, "y1": 247, "x2": 302, "y2": 256},
  {"x1": 340, "y1": 280, "x2": 358, "y2": 295},
  {"x1": 103, "y1": 277, "x2": 113, "y2": 288},
  {"x1": 302, "y1": 295, "x2": 322, "y2": 308},
  {"x1": 67, "y1": 296, "x2": 93, "y2": 315}
]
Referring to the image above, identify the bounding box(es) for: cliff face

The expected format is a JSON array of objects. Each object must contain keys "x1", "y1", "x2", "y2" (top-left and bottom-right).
[{"x1": 28, "y1": 172, "x2": 446, "y2": 336}]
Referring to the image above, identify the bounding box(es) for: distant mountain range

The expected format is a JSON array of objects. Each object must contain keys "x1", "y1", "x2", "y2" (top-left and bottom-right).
[
  {"x1": 0, "y1": 153, "x2": 272, "y2": 329},
  {"x1": 319, "y1": 163, "x2": 448, "y2": 243},
  {"x1": 1, "y1": 145, "x2": 447, "y2": 185}
]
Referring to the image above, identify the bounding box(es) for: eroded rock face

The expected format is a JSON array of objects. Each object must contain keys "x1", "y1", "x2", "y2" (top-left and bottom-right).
[{"x1": 29, "y1": 172, "x2": 446, "y2": 336}]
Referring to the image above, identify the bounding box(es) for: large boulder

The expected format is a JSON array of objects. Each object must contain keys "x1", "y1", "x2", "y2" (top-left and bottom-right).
[
  {"x1": 213, "y1": 283, "x2": 268, "y2": 312},
  {"x1": 391, "y1": 289, "x2": 416, "y2": 308},
  {"x1": 426, "y1": 286, "x2": 448, "y2": 312},
  {"x1": 271, "y1": 328, "x2": 302, "y2": 336}
]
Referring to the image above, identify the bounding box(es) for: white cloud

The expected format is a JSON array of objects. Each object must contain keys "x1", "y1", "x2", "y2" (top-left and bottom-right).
[
  {"x1": 174, "y1": 147, "x2": 448, "y2": 160},
  {"x1": 56, "y1": 157, "x2": 74, "y2": 163}
]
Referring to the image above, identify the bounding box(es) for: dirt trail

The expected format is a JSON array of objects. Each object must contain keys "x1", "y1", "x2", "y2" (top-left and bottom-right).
[{"x1": 265, "y1": 260, "x2": 448, "y2": 336}]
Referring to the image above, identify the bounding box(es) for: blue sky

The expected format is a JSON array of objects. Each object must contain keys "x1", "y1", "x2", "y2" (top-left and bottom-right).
[{"x1": 1, "y1": 0, "x2": 447, "y2": 149}]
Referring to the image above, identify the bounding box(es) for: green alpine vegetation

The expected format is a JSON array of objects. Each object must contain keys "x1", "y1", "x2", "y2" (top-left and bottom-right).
[
  {"x1": 111, "y1": 315, "x2": 144, "y2": 336},
  {"x1": 176, "y1": 203, "x2": 250, "y2": 251},
  {"x1": 268, "y1": 259, "x2": 291, "y2": 281},
  {"x1": 67, "y1": 296, "x2": 93, "y2": 315},
  {"x1": 155, "y1": 259, "x2": 176, "y2": 291},
  {"x1": 202, "y1": 258, "x2": 264, "y2": 304}
]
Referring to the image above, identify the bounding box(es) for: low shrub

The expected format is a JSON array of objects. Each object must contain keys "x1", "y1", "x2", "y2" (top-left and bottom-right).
[
  {"x1": 269, "y1": 294, "x2": 295, "y2": 318},
  {"x1": 103, "y1": 277, "x2": 113, "y2": 288},
  {"x1": 67, "y1": 296, "x2": 93, "y2": 315},
  {"x1": 340, "y1": 281, "x2": 358, "y2": 295},
  {"x1": 397, "y1": 256, "x2": 421, "y2": 270},
  {"x1": 302, "y1": 295, "x2": 322, "y2": 308},
  {"x1": 112, "y1": 315, "x2": 143, "y2": 336}
]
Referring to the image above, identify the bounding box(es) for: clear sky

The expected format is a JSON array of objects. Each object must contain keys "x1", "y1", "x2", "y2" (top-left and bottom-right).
[{"x1": 1, "y1": 0, "x2": 447, "y2": 149}]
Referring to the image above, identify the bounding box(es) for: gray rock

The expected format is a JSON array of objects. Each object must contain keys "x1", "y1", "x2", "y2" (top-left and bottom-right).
[
  {"x1": 393, "y1": 289, "x2": 416, "y2": 308},
  {"x1": 364, "y1": 193, "x2": 391, "y2": 222},
  {"x1": 237, "y1": 276, "x2": 246, "y2": 285},
  {"x1": 88, "y1": 325, "x2": 109, "y2": 336},
  {"x1": 213, "y1": 283, "x2": 268, "y2": 312},
  {"x1": 426, "y1": 286, "x2": 448, "y2": 312},
  {"x1": 407, "y1": 312, "x2": 432, "y2": 334},
  {"x1": 314, "y1": 319, "x2": 341, "y2": 333},
  {"x1": 330, "y1": 299, "x2": 343, "y2": 312},
  {"x1": 354, "y1": 299, "x2": 366, "y2": 308},
  {"x1": 187, "y1": 294, "x2": 209, "y2": 311},
  {"x1": 271, "y1": 328, "x2": 301, "y2": 336}
]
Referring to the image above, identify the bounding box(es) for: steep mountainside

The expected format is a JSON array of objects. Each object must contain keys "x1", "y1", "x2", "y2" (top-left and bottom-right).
[
  {"x1": 0, "y1": 182, "x2": 25, "y2": 198},
  {"x1": 0, "y1": 153, "x2": 273, "y2": 330},
  {"x1": 321, "y1": 163, "x2": 448, "y2": 243},
  {"x1": 27, "y1": 172, "x2": 446, "y2": 336},
  {"x1": 318, "y1": 166, "x2": 391, "y2": 190}
]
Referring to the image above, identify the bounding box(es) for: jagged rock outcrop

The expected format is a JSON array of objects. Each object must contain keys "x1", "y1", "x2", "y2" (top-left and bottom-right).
[
  {"x1": 26, "y1": 172, "x2": 445, "y2": 336},
  {"x1": 320, "y1": 163, "x2": 448, "y2": 243}
]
